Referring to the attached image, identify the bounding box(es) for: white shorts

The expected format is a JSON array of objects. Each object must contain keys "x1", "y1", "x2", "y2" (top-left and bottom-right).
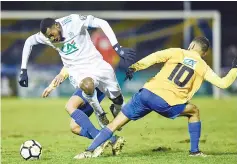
[{"x1": 68, "y1": 60, "x2": 121, "y2": 99}]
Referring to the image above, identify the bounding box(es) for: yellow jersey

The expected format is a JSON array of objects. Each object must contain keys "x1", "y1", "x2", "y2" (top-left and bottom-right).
[{"x1": 130, "y1": 48, "x2": 237, "y2": 106}]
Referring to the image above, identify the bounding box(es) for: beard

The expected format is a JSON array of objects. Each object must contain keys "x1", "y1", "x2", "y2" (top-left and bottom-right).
[
  {"x1": 57, "y1": 23, "x2": 65, "y2": 41},
  {"x1": 59, "y1": 31, "x2": 65, "y2": 41}
]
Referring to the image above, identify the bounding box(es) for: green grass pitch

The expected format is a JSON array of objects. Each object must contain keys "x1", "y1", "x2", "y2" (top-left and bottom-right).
[{"x1": 1, "y1": 97, "x2": 237, "y2": 164}]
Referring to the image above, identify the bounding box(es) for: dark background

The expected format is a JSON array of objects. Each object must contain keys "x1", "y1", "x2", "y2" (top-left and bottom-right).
[
  {"x1": 2, "y1": 1, "x2": 237, "y2": 27},
  {"x1": 1, "y1": 1, "x2": 237, "y2": 97},
  {"x1": 2, "y1": 1, "x2": 237, "y2": 56}
]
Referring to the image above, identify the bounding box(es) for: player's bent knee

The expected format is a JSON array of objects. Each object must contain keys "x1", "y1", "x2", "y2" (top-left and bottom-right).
[
  {"x1": 192, "y1": 106, "x2": 200, "y2": 117},
  {"x1": 110, "y1": 94, "x2": 124, "y2": 105},
  {"x1": 183, "y1": 104, "x2": 199, "y2": 117},
  {"x1": 79, "y1": 77, "x2": 95, "y2": 95}
]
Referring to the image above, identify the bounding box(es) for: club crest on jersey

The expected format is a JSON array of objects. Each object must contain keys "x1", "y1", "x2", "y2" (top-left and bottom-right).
[
  {"x1": 68, "y1": 32, "x2": 74, "y2": 38},
  {"x1": 61, "y1": 40, "x2": 78, "y2": 55},
  {"x1": 79, "y1": 15, "x2": 87, "y2": 20},
  {"x1": 183, "y1": 57, "x2": 197, "y2": 69}
]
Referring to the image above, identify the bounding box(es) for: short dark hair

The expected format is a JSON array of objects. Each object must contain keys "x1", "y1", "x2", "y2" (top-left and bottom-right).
[
  {"x1": 40, "y1": 18, "x2": 56, "y2": 34},
  {"x1": 192, "y1": 36, "x2": 210, "y2": 52}
]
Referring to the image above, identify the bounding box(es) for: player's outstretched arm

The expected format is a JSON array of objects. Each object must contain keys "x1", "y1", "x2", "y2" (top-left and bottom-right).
[
  {"x1": 42, "y1": 67, "x2": 69, "y2": 98},
  {"x1": 124, "y1": 49, "x2": 174, "y2": 81},
  {"x1": 85, "y1": 15, "x2": 136, "y2": 63},
  {"x1": 204, "y1": 57, "x2": 237, "y2": 89},
  {"x1": 130, "y1": 48, "x2": 174, "y2": 71},
  {"x1": 19, "y1": 33, "x2": 43, "y2": 87}
]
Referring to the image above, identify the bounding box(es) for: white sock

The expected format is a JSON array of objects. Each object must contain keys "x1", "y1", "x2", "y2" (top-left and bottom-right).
[{"x1": 82, "y1": 89, "x2": 105, "y2": 115}]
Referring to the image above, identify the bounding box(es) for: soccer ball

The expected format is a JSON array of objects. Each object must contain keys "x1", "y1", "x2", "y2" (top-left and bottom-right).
[{"x1": 20, "y1": 140, "x2": 42, "y2": 160}]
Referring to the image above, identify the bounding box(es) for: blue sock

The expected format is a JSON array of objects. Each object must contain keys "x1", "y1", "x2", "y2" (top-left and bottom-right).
[
  {"x1": 71, "y1": 109, "x2": 117, "y2": 143},
  {"x1": 87, "y1": 127, "x2": 113, "y2": 151},
  {"x1": 71, "y1": 109, "x2": 99, "y2": 139},
  {"x1": 110, "y1": 136, "x2": 117, "y2": 144},
  {"x1": 188, "y1": 121, "x2": 201, "y2": 153},
  {"x1": 79, "y1": 126, "x2": 116, "y2": 143},
  {"x1": 79, "y1": 128, "x2": 93, "y2": 139}
]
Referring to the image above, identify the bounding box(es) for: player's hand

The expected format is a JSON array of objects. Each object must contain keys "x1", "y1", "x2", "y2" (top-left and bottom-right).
[
  {"x1": 113, "y1": 43, "x2": 136, "y2": 63},
  {"x1": 42, "y1": 86, "x2": 54, "y2": 98},
  {"x1": 124, "y1": 68, "x2": 136, "y2": 81},
  {"x1": 18, "y1": 69, "x2": 28, "y2": 87},
  {"x1": 53, "y1": 74, "x2": 65, "y2": 87},
  {"x1": 232, "y1": 56, "x2": 237, "y2": 68}
]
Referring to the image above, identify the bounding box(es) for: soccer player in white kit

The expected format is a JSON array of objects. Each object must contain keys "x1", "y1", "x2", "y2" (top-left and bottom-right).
[{"x1": 18, "y1": 14, "x2": 136, "y2": 154}]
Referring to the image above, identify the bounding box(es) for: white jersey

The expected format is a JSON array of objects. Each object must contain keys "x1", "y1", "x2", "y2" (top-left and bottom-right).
[
  {"x1": 21, "y1": 14, "x2": 118, "y2": 70},
  {"x1": 29, "y1": 15, "x2": 104, "y2": 70},
  {"x1": 21, "y1": 14, "x2": 121, "y2": 98}
]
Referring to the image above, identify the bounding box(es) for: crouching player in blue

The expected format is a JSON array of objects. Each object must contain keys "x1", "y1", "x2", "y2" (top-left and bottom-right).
[
  {"x1": 75, "y1": 36, "x2": 237, "y2": 159},
  {"x1": 41, "y1": 67, "x2": 125, "y2": 157}
]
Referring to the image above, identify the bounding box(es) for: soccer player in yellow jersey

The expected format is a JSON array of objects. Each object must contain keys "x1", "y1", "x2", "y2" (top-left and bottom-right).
[{"x1": 74, "y1": 36, "x2": 237, "y2": 159}]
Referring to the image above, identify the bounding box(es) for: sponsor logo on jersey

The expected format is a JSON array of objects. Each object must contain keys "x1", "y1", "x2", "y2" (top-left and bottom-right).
[
  {"x1": 183, "y1": 57, "x2": 197, "y2": 69},
  {"x1": 62, "y1": 16, "x2": 72, "y2": 26},
  {"x1": 61, "y1": 40, "x2": 78, "y2": 55}
]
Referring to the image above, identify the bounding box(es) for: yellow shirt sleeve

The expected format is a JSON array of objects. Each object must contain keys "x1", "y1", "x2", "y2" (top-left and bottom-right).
[
  {"x1": 204, "y1": 67, "x2": 237, "y2": 89},
  {"x1": 48, "y1": 67, "x2": 69, "y2": 89},
  {"x1": 130, "y1": 49, "x2": 174, "y2": 71}
]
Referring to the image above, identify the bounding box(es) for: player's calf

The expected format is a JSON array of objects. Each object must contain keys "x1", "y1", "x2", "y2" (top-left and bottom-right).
[
  {"x1": 86, "y1": 112, "x2": 130, "y2": 153},
  {"x1": 70, "y1": 120, "x2": 81, "y2": 135},
  {"x1": 107, "y1": 111, "x2": 130, "y2": 131},
  {"x1": 65, "y1": 96, "x2": 101, "y2": 139},
  {"x1": 180, "y1": 103, "x2": 202, "y2": 155},
  {"x1": 70, "y1": 119, "x2": 93, "y2": 139}
]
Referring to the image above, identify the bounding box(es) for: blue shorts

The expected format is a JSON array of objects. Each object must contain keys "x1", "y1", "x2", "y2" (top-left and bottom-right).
[
  {"x1": 122, "y1": 88, "x2": 186, "y2": 120},
  {"x1": 72, "y1": 88, "x2": 105, "y2": 117}
]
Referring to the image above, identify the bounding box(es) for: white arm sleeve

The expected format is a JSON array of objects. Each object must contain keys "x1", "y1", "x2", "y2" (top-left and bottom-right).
[
  {"x1": 85, "y1": 16, "x2": 118, "y2": 46},
  {"x1": 21, "y1": 33, "x2": 45, "y2": 69}
]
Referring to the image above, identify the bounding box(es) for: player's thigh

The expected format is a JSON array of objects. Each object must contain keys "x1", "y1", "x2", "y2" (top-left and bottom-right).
[
  {"x1": 179, "y1": 103, "x2": 198, "y2": 117},
  {"x1": 68, "y1": 67, "x2": 99, "y2": 89},
  {"x1": 155, "y1": 103, "x2": 187, "y2": 119},
  {"x1": 69, "y1": 71, "x2": 99, "y2": 92},
  {"x1": 97, "y1": 70, "x2": 121, "y2": 99},
  {"x1": 65, "y1": 95, "x2": 85, "y2": 115},
  {"x1": 121, "y1": 91, "x2": 152, "y2": 121}
]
